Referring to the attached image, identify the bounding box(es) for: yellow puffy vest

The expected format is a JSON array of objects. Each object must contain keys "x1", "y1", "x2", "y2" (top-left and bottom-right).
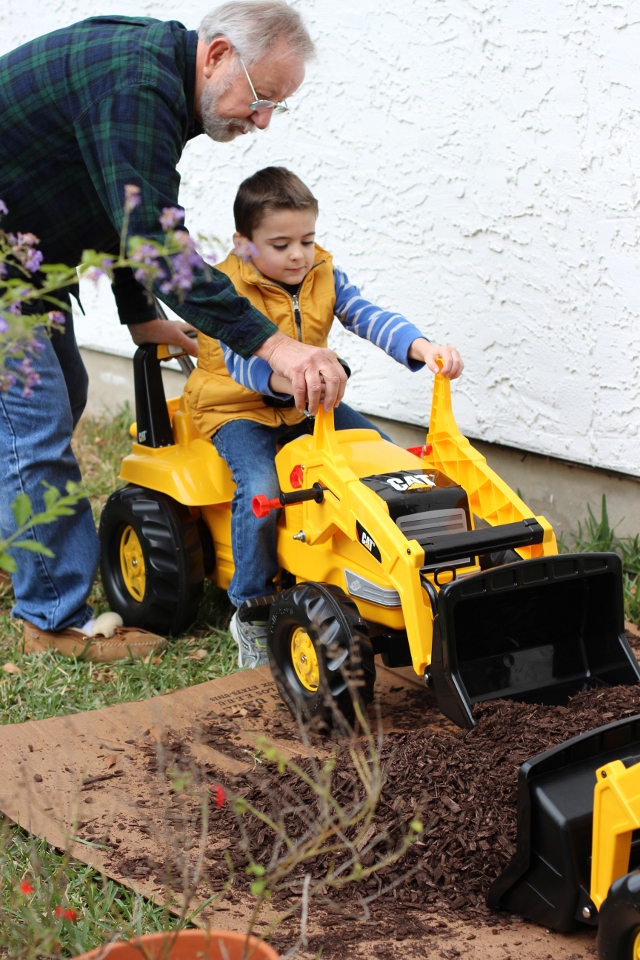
[{"x1": 184, "y1": 244, "x2": 336, "y2": 438}]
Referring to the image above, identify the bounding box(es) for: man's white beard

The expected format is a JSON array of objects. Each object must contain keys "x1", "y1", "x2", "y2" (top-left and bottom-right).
[{"x1": 200, "y1": 75, "x2": 255, "y2": 142}]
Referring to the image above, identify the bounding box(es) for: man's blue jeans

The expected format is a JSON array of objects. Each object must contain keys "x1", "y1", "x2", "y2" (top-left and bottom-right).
[
  {"x1": 0, "y1": 314, "x2": 98, "y2": 630},
  {"x1": 213, "y1": 405, "x2": 390, "y2": 608}
]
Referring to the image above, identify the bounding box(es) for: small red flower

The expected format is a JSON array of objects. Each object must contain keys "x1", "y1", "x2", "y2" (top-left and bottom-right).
[
  {"x1": 55, "y1": 906, "x2": 77, "y2": 922},
  {"x1": 213, "y1": 784, "x2": 226, "y2": 809},
  {"x1": 19, "y1": 880, "x2": 34, "y2": 894}
]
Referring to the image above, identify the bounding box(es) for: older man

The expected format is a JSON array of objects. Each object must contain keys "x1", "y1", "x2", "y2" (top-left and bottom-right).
[{"x1": 0, "y1": 2, "x2": 347, "y2": 660}]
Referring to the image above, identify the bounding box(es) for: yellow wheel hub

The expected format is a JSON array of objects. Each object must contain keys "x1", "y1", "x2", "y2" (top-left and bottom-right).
[
  {"x1": 291, "y1": 627, "x2": 319, "y2": 692},
  {"x1": 633, "y1": 929, "x2": 640, "y2": 960},
  {"x1": 120, "y1": 525, "x2": 146, "y2": 602}
]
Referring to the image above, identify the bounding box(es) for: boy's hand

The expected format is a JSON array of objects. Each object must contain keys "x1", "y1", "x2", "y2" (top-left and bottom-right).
[
  {"x1": 269, "y1": 371, "x2": 295, "y2": 396},
  {"x1": 409, "y1": 338, "x2": 464, "y2": 379}
]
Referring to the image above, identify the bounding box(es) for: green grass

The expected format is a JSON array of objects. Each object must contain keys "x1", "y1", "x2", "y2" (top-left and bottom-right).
[
  {"x1": 558, "y1": 494, "x2": 640, "y2": 625},
  {"x1": 0, "y1": 406, "x2": 239, "y2": 957},
  {"x1": 0, "y1": 827, "x2": 175, "y2": 960}
]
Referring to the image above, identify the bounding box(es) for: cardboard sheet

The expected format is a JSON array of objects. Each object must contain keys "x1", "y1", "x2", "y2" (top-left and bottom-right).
[
  {"x1": 0, "y1": 665, "x2": 428, "y2": 907},
  {"x1": 0, "y1": 662, "x2": 599, "y2": 958}
]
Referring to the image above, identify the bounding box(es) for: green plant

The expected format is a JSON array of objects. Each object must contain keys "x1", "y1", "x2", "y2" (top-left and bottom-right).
[
  {"x1": 0, "y1": 188, "x2": 222, "y2": 580},
  {"x1": 0, "y1": 824, "x2": 179, "y2": 959},
  {"x1": 0, "y1": 188, "x2": 215, "y2": 393},
  {"x1": 0, "y1": 483, "x2": 85, "y2": 575},
  {"x1": 560, "y1": 495, "x2": 640, "y2": 625},
  {"x1": 233, "y1": 709, "x2": 424, "y2": 957},
  {"x1": 129, "y1": 697, "x2": 424, "y2": 959}
]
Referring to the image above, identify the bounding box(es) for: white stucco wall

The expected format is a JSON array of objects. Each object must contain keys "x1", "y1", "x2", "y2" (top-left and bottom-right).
[{"x1": 4, "y1": 1, "x2": 640, "y2": 476}]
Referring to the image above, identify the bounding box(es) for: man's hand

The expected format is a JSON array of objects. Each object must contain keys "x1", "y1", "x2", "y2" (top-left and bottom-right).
[
  {"x1": 409, "y1": 338, "x2": 464, "y2": 379},
  {"x1": 128, "y1": 318, "x2": 198, "y2": 357},
  {"x1": 255, "y1": 332, "x2": 347, "y2": 415}
]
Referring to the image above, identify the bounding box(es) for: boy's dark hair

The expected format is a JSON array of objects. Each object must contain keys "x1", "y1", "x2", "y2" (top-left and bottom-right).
[{"x1": 234, "y1": 166, "x2": 318, "y2": 237}]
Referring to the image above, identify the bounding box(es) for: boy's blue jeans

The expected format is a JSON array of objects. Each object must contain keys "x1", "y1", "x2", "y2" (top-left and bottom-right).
[
  {"x1": 213, "y1": 406, "x2": 390, "y2": 608},
  {"x1": 0, "y1": 314, "x2": 98, "y2": 630}
]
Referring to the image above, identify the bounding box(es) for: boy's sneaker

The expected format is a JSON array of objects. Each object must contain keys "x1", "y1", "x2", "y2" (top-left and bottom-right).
[{"x1": 230, "y1": 611, "x2": 269, "y2": 669}]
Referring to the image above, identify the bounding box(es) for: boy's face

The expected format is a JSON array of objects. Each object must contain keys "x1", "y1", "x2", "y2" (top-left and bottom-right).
[{"x1": 237, "y1": 208, "x2": 317, "y2": 285}]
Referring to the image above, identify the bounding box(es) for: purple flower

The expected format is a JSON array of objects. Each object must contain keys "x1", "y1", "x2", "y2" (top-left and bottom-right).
[
  {"x1": 9, "y1": 233, "x2": 43, "y2": 273},
  {"x1": 23, "y1": 249, "x2": 43, "y2": 273},
  {"x1": 8, "y1": 301, "x2": 22, "y2": 316},
  {"x1": 28, "y1": 338, "x2": 46, "y2": 352},
  {"x1": 157, "y1": 229, "x2": 205, "y2": 296},
  {"x1": 159, "y1": 207, "x2": 185, "y2": 232},
  {"x1": 0, "y1": 262, "x2": 7, "y2": 277},
  {"x1": 124, "y1": 184, "x2": 141, "y2": 214},
  {"x1": 172, "y1": 230, "x2": 192, "y2": 250},
  {"x1": 17, "y1": 357, "x2": 40, "y2": 394},
  {"x1": 0, "y1": 199, "x2": 8, "y2": 216},
  {"x1": 130, "y1": 243, "x2": 161, "y2": 264},
  {"x1": 170, "y1": 259, "x2": 195, "y2": 291},
  {"x1": 84, "y1": 266, "x2": 104, "y2": 285},
  {"x1": 16, "y1": 232, "x2": 39, "y2": 247},
  {"x1": 232, "y1": 237, "x2": 259, "y2": 262},
  {"x1": 47, "y1": 310, "x2": 66, "y2": 326},
  {"x1": 0, "y1": 315, "x2": 8, "y2": 334}
]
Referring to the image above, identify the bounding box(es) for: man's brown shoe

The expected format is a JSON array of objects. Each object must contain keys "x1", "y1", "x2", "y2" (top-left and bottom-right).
[{"x1": 22, "y1": 612, "x2": 167, "y2": 662}]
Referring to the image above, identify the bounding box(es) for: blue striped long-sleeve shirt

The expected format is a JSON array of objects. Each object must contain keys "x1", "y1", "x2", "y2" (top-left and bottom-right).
[{"x1": 222, "y1": 267, "x2": 428, "y2": 397}]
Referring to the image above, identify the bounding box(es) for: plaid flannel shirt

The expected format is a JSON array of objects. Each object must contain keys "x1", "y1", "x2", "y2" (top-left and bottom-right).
[{"x1": 0, "y1": 16, "x2": 277, "y2": 357}]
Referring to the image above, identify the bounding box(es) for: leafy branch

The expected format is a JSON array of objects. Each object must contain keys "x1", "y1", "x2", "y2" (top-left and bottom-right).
[{"x1": 0, "y1": 482, "x2": 85, "y2": 573}]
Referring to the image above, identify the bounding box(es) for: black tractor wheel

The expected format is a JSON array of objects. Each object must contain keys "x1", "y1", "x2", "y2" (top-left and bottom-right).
[
  {"x1": 597, "y1": 871, "x2": 640, "y2": 959},
  {"x1": 267, "y1": 581, "x2": 376, "y2": 732},
  {"x1": 99, "y1": 485, "x2": 204, "y2": 635}
]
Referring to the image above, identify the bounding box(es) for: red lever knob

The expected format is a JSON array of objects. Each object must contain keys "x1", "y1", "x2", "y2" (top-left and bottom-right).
[
  {"x1": 406, "y1": 443, "x2": 433, "y2": 459},
  {"x1": 252, "y1": 495, "x2": 282, "y2": 519},
  {"x1": 290, "y1": 464, "x2": 304, "y2": 489}
]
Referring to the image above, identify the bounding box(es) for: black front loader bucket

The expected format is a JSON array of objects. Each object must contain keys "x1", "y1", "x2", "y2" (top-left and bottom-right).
[
  {"x1": 487, "y1": 714, "x2": 640, "y2": 932},
  {"x1": 430, "y1": 553, "x2": 640, "y2": 729}
]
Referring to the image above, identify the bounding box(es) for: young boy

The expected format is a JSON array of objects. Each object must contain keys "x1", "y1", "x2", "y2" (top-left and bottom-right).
[{"x1": 184, "y1": 166, "x2": 463, "y2": 668}]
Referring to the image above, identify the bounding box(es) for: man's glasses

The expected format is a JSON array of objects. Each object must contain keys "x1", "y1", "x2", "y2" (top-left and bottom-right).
[{"x1": 239, "y1": 57, "x2": 289, "y2": 115}]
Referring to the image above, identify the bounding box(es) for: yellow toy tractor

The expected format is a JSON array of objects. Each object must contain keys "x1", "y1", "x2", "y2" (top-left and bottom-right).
[{"x1": 99, "y1": 342, "x2": 640, "y2": 730}]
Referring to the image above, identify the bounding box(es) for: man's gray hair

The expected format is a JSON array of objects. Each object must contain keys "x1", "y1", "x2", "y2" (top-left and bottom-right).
[{"x1": 198, "y1": 1, "x2": 315, "y2": 65}]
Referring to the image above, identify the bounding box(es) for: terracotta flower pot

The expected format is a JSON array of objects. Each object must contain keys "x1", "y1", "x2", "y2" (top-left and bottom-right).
[{"x1": 72, "y1": 930, "x2": 280, "y2": 960}]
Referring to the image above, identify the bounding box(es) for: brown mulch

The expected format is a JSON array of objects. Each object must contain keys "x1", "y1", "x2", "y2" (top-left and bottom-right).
[
  {"x1": 104, "y1": 638, "x2": 640, "y2": 954},
  {"x1": 198, "y1": 687, "x2": 640, "y2": 921}
]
